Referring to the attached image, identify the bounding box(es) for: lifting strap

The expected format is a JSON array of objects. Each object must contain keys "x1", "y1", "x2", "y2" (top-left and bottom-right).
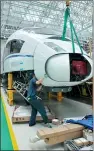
[{"x1": 62, "y1": 5, "x2": 83, "y2": 55}]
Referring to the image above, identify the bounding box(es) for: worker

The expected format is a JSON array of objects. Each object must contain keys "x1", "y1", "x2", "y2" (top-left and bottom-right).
[{"x1": 27, "y1": 71, "x2": 52, "y2": 128}]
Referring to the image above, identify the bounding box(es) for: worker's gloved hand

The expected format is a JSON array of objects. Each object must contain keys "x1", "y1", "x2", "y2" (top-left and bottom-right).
[
  {"x1": 36, "y1": 78, "x2": 43, "y2": 85},
  {"x1": 39, "y1": 79, "x2": 43, "y2": 84}
]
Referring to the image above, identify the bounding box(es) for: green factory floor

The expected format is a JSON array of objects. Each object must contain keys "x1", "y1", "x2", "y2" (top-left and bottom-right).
[{"x1": 1, "y1": 98, "x2": 14, "y2": 150}]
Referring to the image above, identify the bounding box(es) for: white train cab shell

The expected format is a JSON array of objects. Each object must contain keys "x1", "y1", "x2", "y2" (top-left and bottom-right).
[{"x1": 2, "y1": 28, "x2": 93, "y2": 88}]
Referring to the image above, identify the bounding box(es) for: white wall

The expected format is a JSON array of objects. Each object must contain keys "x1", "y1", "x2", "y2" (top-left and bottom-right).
[{"x1": 1, "y1": 39, "x2": 7, "y2": 74}]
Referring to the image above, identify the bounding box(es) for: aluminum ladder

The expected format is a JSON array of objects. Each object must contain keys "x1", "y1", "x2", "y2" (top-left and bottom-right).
[{"x1": 13, "y1": 81, "x2": 42, "y2": 102}]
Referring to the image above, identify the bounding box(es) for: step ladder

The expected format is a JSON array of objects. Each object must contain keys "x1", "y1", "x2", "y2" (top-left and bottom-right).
[{"x1": 13, "y1": 81, "x2": 42, "y2": 103}]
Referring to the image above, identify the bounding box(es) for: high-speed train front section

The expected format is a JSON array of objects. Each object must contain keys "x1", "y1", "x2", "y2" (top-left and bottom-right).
[{"x1": 2, "y1": 28, "x2": 93, "y2": 91}]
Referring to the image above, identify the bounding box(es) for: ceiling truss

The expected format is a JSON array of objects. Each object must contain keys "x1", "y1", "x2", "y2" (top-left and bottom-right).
[{"x1": 1, "y1": 1, "x2": 93, "y2": 40}]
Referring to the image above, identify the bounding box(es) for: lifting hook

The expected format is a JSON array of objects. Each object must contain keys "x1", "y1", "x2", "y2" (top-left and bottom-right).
[{"x1": 66, "y1": 0, "x2": 71, "y2": 7}]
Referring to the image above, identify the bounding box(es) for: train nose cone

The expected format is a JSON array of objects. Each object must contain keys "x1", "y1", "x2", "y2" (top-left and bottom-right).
[{"x1": 46, "y1": 54, "x2": 70, "y2": 82}]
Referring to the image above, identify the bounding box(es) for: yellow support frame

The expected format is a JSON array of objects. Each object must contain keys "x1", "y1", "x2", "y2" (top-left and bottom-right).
[
  {"x1": 7, "y1": 73, "x2": 15, "y2": 106},
  {"x1": 49, "y1": 92, "x2": 64, "y2": 102}
]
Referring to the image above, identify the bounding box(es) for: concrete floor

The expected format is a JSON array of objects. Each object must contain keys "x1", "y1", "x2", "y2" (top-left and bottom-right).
[{"x1": 1, "y1": 88, "x2": 92, "y2": 150}]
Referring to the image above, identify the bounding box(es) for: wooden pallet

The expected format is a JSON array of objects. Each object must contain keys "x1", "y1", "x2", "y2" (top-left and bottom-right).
[{"x1": 12, "y1": 105, "x2": 55, "y2": 123}]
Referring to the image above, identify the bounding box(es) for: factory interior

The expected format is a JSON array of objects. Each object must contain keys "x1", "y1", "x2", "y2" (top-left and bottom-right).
[{"x1": 0, "y1": 1, "x2": 93, "y2": 150}]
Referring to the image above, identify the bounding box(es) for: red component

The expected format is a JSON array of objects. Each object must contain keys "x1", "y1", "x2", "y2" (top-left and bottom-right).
[{"x1": 72, "y1": 60, "x2": 87, "y2": 75}]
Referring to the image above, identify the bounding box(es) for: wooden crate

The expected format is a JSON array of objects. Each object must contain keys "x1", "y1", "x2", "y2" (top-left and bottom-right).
[{"x1": 12, "y1": 105, "x2": 55, "y2": 123}]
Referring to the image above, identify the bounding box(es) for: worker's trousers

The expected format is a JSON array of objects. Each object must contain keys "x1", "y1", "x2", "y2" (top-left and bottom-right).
[{"x1": 28, "y1": 96, "x2": 48, "y2": 125}]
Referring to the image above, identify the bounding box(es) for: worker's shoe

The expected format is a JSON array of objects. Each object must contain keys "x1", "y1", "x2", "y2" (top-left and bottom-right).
[
  {"x1": 44, "y1": 123, "x2": 52, "y2": 128},
  {"x1": 29, "y1": 122, "x2": 36, "y2": 127},
  {"x1": 29, "y1": 135, "x2": 40, "y2": 143}
]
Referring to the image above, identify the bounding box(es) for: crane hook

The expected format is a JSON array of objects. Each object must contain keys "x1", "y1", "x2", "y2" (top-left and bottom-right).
[{"x1": 66, "y1": 0, "x2": 71, "y2": 7}]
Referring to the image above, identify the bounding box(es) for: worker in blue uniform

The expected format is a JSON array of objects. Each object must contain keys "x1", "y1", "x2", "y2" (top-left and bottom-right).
[{"x1": 27, "y1": 72, "x2": 52, "y2": 128}]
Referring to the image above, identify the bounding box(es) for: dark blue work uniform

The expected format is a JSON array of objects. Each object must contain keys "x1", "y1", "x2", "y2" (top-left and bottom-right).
[{"x1": 27, "y1": 77, "x2": 48, "y2": 126}]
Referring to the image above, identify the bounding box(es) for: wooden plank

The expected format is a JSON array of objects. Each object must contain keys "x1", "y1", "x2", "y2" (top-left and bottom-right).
[
  {"x1": 37, "y1": 124, "x2": 84, "y2": 139},
  {"x1": 44, "y1": 130, "x2": 83, "y2": 145}
]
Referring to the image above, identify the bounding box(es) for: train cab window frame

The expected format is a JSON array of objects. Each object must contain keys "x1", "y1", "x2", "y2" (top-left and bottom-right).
[
  {"x1": 3, "y1": 39, "x2": 24, "y2": 60},
  {"x1": 10, "y1": 39, "x2": 24, "y2": 54}
]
